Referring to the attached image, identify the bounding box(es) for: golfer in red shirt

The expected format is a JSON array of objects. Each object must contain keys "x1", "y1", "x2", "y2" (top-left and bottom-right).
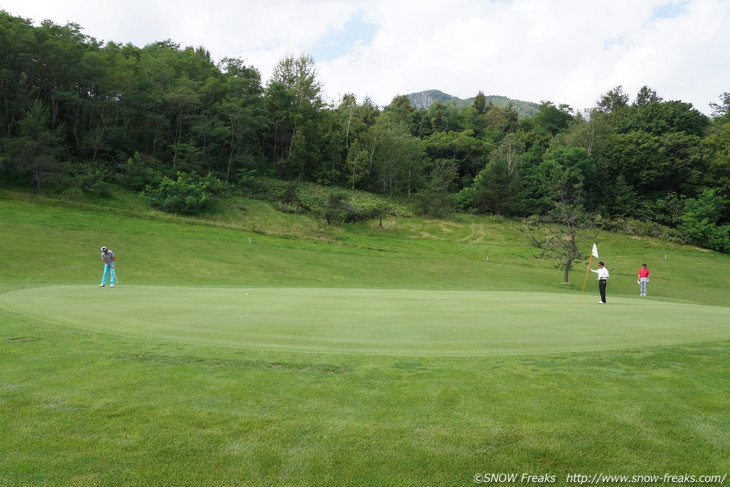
[{"x1": 637, "y1": 264, "x2": 651, "y2": 296}]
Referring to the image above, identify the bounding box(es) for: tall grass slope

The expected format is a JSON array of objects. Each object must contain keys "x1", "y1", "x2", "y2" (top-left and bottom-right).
[{"x1": 1, "y1": 187, "x2": 728, "y2": 307}]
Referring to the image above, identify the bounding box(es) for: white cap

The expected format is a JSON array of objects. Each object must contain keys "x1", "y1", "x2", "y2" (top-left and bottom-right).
[{"x1": 101, "y1": 246, "x2": 107, "y2": 252}]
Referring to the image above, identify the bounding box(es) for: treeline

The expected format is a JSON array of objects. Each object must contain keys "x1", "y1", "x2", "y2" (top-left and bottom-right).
[{"x1": 1, "y1": 11, "x2": 729, "y2": 251}]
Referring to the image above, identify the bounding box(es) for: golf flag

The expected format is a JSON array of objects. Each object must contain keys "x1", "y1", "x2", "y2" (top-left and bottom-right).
[{"x1": 581, "y1": 244, "x2": 599, "y2": 301}]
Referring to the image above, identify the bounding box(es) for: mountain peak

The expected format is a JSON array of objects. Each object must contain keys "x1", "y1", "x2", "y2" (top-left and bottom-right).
[
  {"x1": 407, "y1": 90, "x2": 458, "y2": 109},
  {"x1": 405, "y1": 90, "x2": 539, "y2": 117}
]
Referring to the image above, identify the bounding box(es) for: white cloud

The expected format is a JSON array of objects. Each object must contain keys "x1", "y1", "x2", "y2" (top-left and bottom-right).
[{"x1": 2, "y1": 0, "x2": 728, "y2": 113}]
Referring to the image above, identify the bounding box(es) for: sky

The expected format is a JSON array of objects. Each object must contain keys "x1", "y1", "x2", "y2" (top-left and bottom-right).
[{"x1": 2, "y1": 0, "x2": 729, "y2": 114}]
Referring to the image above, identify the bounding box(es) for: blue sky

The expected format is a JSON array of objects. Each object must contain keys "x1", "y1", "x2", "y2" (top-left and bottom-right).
[
  {"x1": 652, "y1": 1, "x2": 689, "y2": 18},
  {"x1": 309, "y1": 11, "x2": 377, "y2": 63},
  {"x1": 1, "y1": 0, "x2": 728, "y2": 113}
]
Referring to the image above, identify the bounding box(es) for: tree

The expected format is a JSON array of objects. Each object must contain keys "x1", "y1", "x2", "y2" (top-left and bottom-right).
[
  {"x1": 422, "y1": 129, "x2": 489, "y2": 184},
  {"x1": 460, "y1": 104, "x2": 488, "y2": 138},
  {"x1": 0, "y1": 11, "x2": 37, "y2": 138},
  {"x1": 620, "y1": 100, "x2": 709, "y2": 137},
  {"x1": 601, "y1": 174, "x2": 641, "y2": 218},
  {"x1": 414, "y1": 161, "x2": 458, "y2": 218},
  {"x1": 322, "y1": 93, "x2": 379, "y2": 185},
  {"x1": 528, "y1": 152, "x2": 592, "y2": 283},
  {"x1": 634, "y1": 85, "x2": 662, "y2": 107},
  {"x1": 596, "y1": 131, "x2": 702, "y2": 196},
  {"x1": 427, "y1": 100, "x2": 461, "y2": 134},
  {"x1": 558, "y1": 109, "x2": 612, "y2": 156},
  {"x1": 473, "y1": 91, "x2": 488, "y2": 115},
  {"x1": 265, "y1": 54, "x2": 325, "y2": 180},
  {"x1": 678, "y1": 189, "x2": 730, "y2": 251},
  {"x1": 336, "y1": 93, "x2": 359, "y2": 150},
  {"x1": 468, "y1": 158, "x2": 522, "y2": 216},
  {"x1": 528, "y1": 146, "x2": 595, "y2": 212},
  {"x1": 165, "y1": 76, "x2": 202, "y2": 171},
  {"x1": 344, "y1": 139, "x2": 370, "y2": 189},
  {"x1": 597, "y1": 131, "x2": 666, "y2": 192},
  {"x1": 215, "y1": 58, "x2": 266, "y2": 180},
  {"x1": 491, "y1": 133, "x2": 525, "y2": 175},
  {"x1": 466, "y1": 133, "x2": 526, "y2": 215},
  {"x1": 367, "y1": 112, "x2": 424, "y2": 196},
  {"x1": 5, "y1": 100, "x2": 61, "y2": 190},
  {"x1": 597, "y1": 85, "x2": 629, "y2": 113},
  {"x1": 533, "y1": 101, "x2": 573, "y2": 136},
  {"x1": 701, "y1": 122, "x2": 730, "y2": 200},
  {"x1": 322, "y1": 191, "x2": 351, "y2": 225},
  {"x1": 482, "y1": 103, "x2": 519, "y2": 141},
  {"x1": 709, "y1": 92, "x2": 730, "y2": 124},
  {"x1": 383, "y1": 95, "x2": 415, "y2": 126}
]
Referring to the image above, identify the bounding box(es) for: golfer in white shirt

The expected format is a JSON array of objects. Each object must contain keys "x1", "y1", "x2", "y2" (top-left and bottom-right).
[{"x1": 588, "y1": 261, "x2": 609, "y2": 304}]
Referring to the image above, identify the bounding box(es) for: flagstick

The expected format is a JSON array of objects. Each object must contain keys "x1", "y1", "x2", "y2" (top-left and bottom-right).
[{"x1": 580, "y1": 254, "x2": 593, "y2": 302}]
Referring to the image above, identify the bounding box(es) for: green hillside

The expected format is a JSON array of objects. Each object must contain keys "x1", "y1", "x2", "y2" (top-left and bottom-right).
[
  {"x1": 1, "y1": 186, "x2": 727, "y2": 304},
  {"x1": 2, "y1": 186, "x2": 730, "y2": 486}
]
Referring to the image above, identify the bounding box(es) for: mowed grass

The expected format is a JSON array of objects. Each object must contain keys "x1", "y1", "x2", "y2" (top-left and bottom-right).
[
  {"x1": 1, "y1": 187, "x2": 730, "y2": 486},
  {"x1": 3, "y1": 286, "x2": 730, "y2": 356}
]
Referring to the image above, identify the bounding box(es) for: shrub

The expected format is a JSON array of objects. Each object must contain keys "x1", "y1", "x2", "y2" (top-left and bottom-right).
[
  {"x1": 145, "y1": 172, "x2": 228, "y2": 215},
  {"x1": 258, "y1": 179, "x2": 412, "y2": 221},
  {"x1": 236, "y1": 169, "x2": 268, "y2": 197},
  {"x1": 677, "y1": 189, "x2": 730, "y2": 252},
  {"x1": 594, "y1": 215, "x2": 686, "y2": 243},
  {"x1": 275, "y1": 201, "x2": 307, "y2": 214},
  {"x1": 60, "y1": 186, "x2": 83, "y2": 201},
  {"x1": 322, "y1": 192, "x2": 352, "y2": 225},
  {"x1": 56, "y1": 161, "x2": 113, "y2": 198},
  {"x1": 116, "y1": 153, "x2": 162, "y2": 191}
]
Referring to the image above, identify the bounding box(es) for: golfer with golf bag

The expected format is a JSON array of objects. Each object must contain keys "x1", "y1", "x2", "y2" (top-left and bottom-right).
[{"x1": 99, "y1": 246, "x2": 118, "y2": 287}]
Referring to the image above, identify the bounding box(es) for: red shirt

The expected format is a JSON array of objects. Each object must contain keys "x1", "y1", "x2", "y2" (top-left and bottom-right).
[{"x1": 638, "y1": 268, "x2": 650, "y2": 278}]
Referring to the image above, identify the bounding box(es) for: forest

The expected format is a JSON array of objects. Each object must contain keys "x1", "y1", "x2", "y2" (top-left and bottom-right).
[{"x1": 1, "y1": 10, "x2": 729, "y2": 252}]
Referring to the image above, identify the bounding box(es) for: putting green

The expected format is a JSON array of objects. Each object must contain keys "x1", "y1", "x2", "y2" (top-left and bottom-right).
[{"x1": 2, "y1": 286, "x2": 729, "y2": 356}]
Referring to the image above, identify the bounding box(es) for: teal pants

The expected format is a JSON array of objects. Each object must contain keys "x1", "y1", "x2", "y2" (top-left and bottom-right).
[{"x1": 101, "y1": 263, "x2": 116, "y2": 286}]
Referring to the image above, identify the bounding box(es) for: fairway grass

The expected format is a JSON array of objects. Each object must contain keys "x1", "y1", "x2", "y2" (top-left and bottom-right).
[
  {"x1": 2, "y1": 188, "x2": 730, "y2": 486},
  {"x1": 3, "y1": 286, "x2": 730, "y2": 356},
  {"x1": 2, "y1": 302, "x2": 729, "y2": 486}
]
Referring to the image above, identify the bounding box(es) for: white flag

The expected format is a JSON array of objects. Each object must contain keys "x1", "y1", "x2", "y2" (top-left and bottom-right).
[{"x1": 592, "y1": 243, "x2": 599, "y2": 258}]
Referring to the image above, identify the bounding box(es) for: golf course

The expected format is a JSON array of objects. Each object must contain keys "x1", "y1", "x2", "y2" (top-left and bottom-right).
[{"x1": 2, "y1": 188, "x2": 729, "y2": 486}]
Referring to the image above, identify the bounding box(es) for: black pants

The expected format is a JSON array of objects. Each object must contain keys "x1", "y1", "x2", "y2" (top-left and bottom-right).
[{"x1": 598, "y1": 279, "x2": 607, "y2": 303}]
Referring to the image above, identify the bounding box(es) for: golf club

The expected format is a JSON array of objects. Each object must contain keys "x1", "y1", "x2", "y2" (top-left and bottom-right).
[{"x1": 111, "y1": 266, "x2": 119, "y2": 285}]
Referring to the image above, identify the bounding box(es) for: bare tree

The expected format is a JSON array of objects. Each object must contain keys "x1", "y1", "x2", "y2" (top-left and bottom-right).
[{"x1": 527, "y1": 160, "x2": 592, "y2": 284}]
